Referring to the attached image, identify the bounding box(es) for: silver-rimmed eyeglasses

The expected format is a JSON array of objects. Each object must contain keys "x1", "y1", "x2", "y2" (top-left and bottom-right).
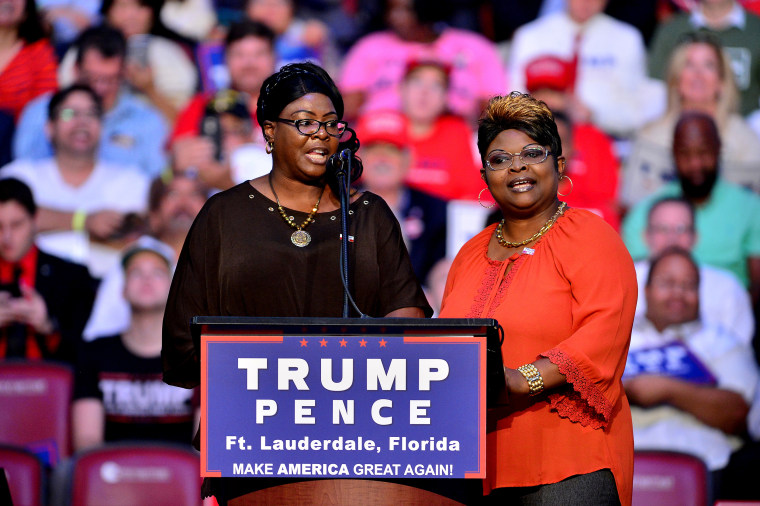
[
  {"x1": 485, "y1": 145, "x2": 551, "y2": 171},
  {"x1": 275, "y1": 118, "x2": 348, "y2": 137}
]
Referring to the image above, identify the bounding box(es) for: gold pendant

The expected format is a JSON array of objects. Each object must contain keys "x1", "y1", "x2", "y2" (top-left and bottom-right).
[{"x1": 291, "y1": 230, "x2": 311, "y2": 247}]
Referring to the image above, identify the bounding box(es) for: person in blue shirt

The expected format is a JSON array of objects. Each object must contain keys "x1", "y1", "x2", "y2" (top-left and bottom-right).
[{"x1": 12, "y1": 24, "x2": 168, "y2": 178}]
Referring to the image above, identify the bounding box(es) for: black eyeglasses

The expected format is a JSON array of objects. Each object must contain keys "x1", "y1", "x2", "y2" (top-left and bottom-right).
[
  {"x1": 485, "y1": 145, "x2": 552, "y2": 171},
  {"x1": 275, "y1": 118, "x2": 348, "y2": 137}
]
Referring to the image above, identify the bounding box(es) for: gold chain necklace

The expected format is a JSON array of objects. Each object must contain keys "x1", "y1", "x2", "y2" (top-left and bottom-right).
[
  {"x1": 496, "y1": 202, "x2": 567, "y2": 248},
  {"x1": 268, "y1": 174, "x2": 324, "y2": 247}
]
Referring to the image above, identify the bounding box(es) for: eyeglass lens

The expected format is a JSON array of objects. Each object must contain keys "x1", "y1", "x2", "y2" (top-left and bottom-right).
[
  {"x1": 487, "y1": 146, "x2": 548, "y2": 170},
  {"x1": 295, "y1": 119, "x2": 347, "y2": 137},
  {"x1": 58, "y1": 108, "x2": 100, "y2": 121}
]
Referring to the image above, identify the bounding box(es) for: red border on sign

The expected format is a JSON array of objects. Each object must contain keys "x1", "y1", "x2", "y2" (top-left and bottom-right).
[
  {"x1": 403, "y1": 335, "x2": 486, "y2": 479},
  {"x1": 201, "y1": 334, "x2": 284, "y2": 477},
  {"x1": 200, "y1": 332, "x2": 486, "y2": 479}
]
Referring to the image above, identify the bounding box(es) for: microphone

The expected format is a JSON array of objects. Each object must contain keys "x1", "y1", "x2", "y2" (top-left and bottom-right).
[
  {"x1": 328, "y1": 152, "x2": 346, "y2": 178},
  {"x1": 325, "y1": 127, "x2": 366, "y2": 317},
  {"x1": 328, "y1": 149, "x2": 352, "y2": 178},
  {"x1": 327, "y1": 127, "x2": 362, "y2": 182}
]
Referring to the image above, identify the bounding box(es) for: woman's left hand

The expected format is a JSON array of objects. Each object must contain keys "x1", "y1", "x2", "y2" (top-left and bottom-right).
[
  {"x1": 487, "y1": 367, "x2": 533, "y2": 429},
  {"x1": 487, "y1": 359, "x2": 566, "y2": 428},
  {"x1": 505, "y1": 367, "x2": 531, "y2": 398},
  {"x1": 503, "y1": 367, "x2": 534, "y2": 413}
]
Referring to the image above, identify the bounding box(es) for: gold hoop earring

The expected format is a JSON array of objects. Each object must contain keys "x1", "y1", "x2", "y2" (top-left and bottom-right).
[
  {"x1": 558, "y1": 175, "x2": 573, "y2": 197},
  {"x1": 478, "y1": 188, "x2": 495, "y2": 209},
  {"x1": 265, "y1": 140, "x2": 274, "y2": 154}
]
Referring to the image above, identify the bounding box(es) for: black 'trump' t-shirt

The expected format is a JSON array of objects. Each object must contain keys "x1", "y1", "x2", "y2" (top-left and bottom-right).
[{"x1": 75, "y1": 335, "x2": 196, "y2": 445}]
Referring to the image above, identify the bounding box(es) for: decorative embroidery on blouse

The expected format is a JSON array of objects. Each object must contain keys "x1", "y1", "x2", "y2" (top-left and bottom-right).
[
  {"x1": 487, "y1": 254, "x2": 528, "y2": 319},
  {"x1": 541, "y1": 347, "x2": 613, "y2": 429},
  {"x1": 466, "y1": 259, "x2": 502, "y2": 318}
]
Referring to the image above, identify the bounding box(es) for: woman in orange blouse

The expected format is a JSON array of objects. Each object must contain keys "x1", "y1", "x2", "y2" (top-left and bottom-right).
[{"x1": 440, "y1": 92, "x2": 637, "y2": 505}]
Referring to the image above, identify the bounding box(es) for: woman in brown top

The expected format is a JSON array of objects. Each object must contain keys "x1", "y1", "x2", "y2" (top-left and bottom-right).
[{"x1": 161, "y1": 62, "x2": 431, "y2": 502}]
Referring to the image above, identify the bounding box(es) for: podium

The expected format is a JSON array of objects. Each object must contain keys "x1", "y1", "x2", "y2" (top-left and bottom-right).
[{"x1": 194, "y1": 316, "x2": 503, "y2": 505}]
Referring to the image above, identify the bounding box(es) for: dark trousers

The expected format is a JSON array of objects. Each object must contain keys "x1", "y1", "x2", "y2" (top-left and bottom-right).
[{"x1": 483, "y1": 469, "x2": 620, "y2": 506}]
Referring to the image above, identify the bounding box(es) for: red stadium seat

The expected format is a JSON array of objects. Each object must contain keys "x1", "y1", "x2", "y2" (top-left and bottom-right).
[
  {"x1": 56, "y1": 443, "x2": 202, "y2": 506},
  {"x1": 0, "y1": 361, "x2": 73, "y2": 466},
  {"x1": 0, "y1": 444, "x2": 46, "y2": 506},
  {"x1": 633, "y1": 450, "x2": 710, "y2": 506}
]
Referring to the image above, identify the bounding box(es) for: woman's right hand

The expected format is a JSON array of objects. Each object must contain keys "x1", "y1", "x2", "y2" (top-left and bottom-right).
[
  {"x1": 503, "y1": 366, "x2": 534, "y2": 414},
  {"x1": 487, "y1": 367, "x2": 532, "y2": 430},
  {"x1": 505, "y1": 367, "x2": 531, "y2": 397}
]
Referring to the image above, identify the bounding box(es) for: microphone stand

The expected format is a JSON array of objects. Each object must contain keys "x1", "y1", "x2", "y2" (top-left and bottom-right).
[{"x1": 335, "y1": 149, "x2": 352, "y2": 317}]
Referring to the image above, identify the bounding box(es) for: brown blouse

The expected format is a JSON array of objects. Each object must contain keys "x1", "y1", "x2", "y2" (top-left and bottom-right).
[{"x1": 162, "y1": 182, "x2": 431, "y2": 389}]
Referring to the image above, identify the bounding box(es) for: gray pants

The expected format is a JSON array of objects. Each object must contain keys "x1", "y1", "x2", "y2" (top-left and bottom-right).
[{"x1": 484, "y1": 468, "x2": 621, "y2": 506}]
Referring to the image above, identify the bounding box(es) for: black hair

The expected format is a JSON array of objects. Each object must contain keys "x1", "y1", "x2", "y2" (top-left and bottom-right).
[
  {"x1": 17, "y1": 0, "x2": 49, "y2": 43},
  {"x1": 224, "y1": 20, "x2": 275, "y2": 51},
  {"x1": 646, "y1": 245, "x2": 700, "y2": 288},
  {"x1": 257, "y1": 62, "x2": 362, "y2": 191},
  {"x1": 74, "y1": 24, "x2": 127, "y2": 66},
  {"x1": 477, "y1": 91, "x2": 562, "y2": 169},
  {"x1": 646, "y1": 196, "x2": 695, "y2": 229},
  {"x1": 413, "y1": 0, "x2": 450, "y2": 24},
  {"x1": 0, "y1": 178, "x2": 37, "y2": 216},
  {"x1": 257, "y1": 62, "x2": 344, "y2": 126},
  {"x1": 47, "y1": 84, "x2": 103, "y2": 121}
]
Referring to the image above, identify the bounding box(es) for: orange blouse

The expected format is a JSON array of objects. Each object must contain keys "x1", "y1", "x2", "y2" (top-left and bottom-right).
[{"x1": 440, "y1": 207, "x2": 637, "y2": 505}]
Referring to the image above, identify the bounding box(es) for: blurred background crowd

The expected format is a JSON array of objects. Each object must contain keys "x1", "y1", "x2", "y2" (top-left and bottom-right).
[{"x1": 2, "y1": 0, "x2": 760, "y2": 503}]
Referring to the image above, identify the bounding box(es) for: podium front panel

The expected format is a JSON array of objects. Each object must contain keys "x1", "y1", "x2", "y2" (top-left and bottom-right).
[{"x1": 197, "y1": 317, "x2": 500, "y2": 481}]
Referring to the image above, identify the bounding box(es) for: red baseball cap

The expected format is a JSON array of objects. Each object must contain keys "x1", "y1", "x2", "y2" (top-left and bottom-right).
[
  {"x1": 355, "y1": 110, "x2": 409, "y2": 150},
  {"x1": 404, "y1": 58, "x2": 452, "y2": 79},
  {"x1": 524, "y1": 56, "x2": 575, "y2": 93}
]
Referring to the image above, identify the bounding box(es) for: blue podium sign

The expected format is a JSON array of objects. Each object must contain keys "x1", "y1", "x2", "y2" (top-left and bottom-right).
[{"x1": 200, "y1": 333, "x2": 486, "y2": 479}]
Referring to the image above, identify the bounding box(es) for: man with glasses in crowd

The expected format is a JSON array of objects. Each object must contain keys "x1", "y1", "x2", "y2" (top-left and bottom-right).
[
  {"x1": 1, "y1": 85, "x2": 150, "y2": 279},
  {"x1": 633, "y1": 196, "x2": 754, "y2": 345},
  {"x1": 13, "y1": 24, "x2": 168, "y2": 178},
  {"x1": 625, "y1": 246, "x2": 759, "y2": 501}
]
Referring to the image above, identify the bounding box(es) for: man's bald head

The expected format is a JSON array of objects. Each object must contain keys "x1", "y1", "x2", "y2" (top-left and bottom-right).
[{"x1": 673, "y1": 112, "x2": 721, "y2": 201}]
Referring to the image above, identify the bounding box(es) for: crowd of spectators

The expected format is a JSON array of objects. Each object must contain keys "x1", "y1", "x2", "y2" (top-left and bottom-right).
[{"x1": 2, "y1": 0, "x2": 760, "y2": 502}]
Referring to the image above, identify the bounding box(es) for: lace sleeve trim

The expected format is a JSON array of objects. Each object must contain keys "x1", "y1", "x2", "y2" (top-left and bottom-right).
[{"x1": 541, "y1": 348, "x2": 613, "y2": 430}]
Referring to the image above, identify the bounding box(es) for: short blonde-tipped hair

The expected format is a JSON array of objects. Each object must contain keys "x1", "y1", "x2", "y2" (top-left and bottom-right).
[{"x1": 477, "y1": 91, "x2": 562, "y2": 168}]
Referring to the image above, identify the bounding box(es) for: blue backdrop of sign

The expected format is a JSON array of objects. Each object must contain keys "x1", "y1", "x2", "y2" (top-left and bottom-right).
[{"x1": 201, "y1": 334, "x2": 486, "y2": 479}]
